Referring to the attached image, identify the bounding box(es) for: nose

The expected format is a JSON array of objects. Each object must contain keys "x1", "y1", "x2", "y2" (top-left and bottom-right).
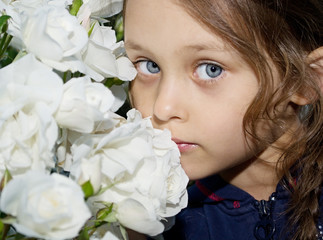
[{"x1": 153, "y1": 74, "x2": 188, "y2": 123}]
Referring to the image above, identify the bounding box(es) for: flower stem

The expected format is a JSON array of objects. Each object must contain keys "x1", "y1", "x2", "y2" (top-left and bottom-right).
[
  {"x1": 0, "y1": 32, "x2": 8, "y2": 53},
  {"x1": 3, "y1": 35, "x2": 12, "y2": 53},
  {"x1": 1, "y1": 224, "x2": 10, "y2": 240},
  {"x1": 63, "y1": 71, "x2": 68, "y2": 82},
  {"x1": 0, "y1": 33, "x2": 12, "y2": 59}
]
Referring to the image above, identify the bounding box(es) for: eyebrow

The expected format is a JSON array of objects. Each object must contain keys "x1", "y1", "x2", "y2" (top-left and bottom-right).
[
  {"x1": 124, "y1": 41, "x2": 144, "y2": 51},
  {"x1": 125, "y1": 40, "x2": 227, "y2": 53},
  {"x1": 182, "y1": 42, "x2": 228, "y2": 52}
]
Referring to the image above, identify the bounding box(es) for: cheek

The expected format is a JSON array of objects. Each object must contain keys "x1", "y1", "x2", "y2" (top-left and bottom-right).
[
  {"x1": 197, "y1": 95, "x2": 254, "y2": 153},
  {"x1": 129, "y1": 80, "x2": 155, "y2": 117},
  {"x1": 203, "y1": 114, "x2": 246, "y2": 152},
  {"x1": 200, "y1": 99, "x2": 247, "y2": 136}
]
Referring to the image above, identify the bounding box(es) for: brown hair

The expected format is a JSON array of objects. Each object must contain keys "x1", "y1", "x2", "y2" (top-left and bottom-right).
[
  {"x1": 124, "y1": 0, "x2": 323, "y2": 239},
  {"x1": 173, "y1": 0, "x2": 323, "y2": 239}
]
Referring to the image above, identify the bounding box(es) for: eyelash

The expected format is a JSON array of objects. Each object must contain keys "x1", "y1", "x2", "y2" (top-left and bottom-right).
[
  {"x1": 193, "y1": 61, "x2": 224, "y2": 84},
  {"x1": 133, "y1": 59, "x2": 160, "y2": 76},
  {"x1": 133, "y1": 59, "x2": 225, "y2": 84}
]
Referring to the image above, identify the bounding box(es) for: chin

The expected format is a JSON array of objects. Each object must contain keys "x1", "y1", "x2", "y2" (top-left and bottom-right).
[{"x1": 182, "y1": 165, "x2": 208, "y2": 181}]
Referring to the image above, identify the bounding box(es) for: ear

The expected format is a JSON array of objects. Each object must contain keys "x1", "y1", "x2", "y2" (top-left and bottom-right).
[
  {"x1": 290, "y1": 94, "x2": 309, "y2": 106},
  {"x1": 308, "y1": 46, "x2": 323, "y2": 88},
  {"x1": 291, "y1": 46, "x2": 323, "y2": 105}
]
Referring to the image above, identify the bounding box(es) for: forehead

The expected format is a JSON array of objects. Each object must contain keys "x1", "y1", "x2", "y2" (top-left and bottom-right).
[{"x1": 124, "y1": 0, "x2": 229, "y2": 53}]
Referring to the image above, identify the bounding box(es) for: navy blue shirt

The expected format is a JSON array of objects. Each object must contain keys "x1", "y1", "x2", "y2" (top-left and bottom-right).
[{"x1": 163, "y1": 175, "x2": 323, "y2": 240}]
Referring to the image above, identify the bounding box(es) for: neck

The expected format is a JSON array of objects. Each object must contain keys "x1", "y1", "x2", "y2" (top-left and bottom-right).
[
  {"x1": 220, "y1": 124, "x2": 299, "y2": 200},
  {"x1": 220, "y1": 146, "x2": 285, "y2": 201}
]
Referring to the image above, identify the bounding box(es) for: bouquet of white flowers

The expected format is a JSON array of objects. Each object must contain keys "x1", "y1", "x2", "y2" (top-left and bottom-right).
[{"x1": 0, "y1": 0, "x2": 189, "y2": 239}]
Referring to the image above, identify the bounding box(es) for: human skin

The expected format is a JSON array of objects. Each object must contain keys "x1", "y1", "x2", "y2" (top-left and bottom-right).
[{"x1": 124, "y1": 0, "x2": 297, "y2": 200}]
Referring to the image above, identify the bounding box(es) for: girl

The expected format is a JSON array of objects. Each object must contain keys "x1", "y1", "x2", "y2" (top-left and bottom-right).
[{"x1": 123, "y1": 0, "x2": 323, "y2": 239}]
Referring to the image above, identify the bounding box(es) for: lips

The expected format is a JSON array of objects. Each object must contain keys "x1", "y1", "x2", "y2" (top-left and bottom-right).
[{"x1": 172, "y1": 138, "x2": 197, "y2": 153}]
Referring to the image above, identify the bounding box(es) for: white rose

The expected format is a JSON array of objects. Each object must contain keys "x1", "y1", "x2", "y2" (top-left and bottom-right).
[
  {"x1": 0, "y1": 54, "x2": 62, "y2": 123},
  {"x1": 0, "y1": 54, "x2": 63, "y2": 178},
  {"x1": 82, "y1": 22, "x2": 137, "y2": 82},
  {"x1": 1, "y1": 0, "x2": 74, "y2": 49},
  {"x1": 20, "y1": 4, "x2": 88, "y2": 73},
  {"x1": 0, "y1": 105, "x2": 57, "y2": 178},
  {"x1": 11, "y1": 0, "x2": 72, "y2": 13},
  {"x1": 109, "y1": 85, "x2": 128, "y2": 112},
  {"x1": 82, "y1": 0, "x2": 123, "y2": 18},
  {"x1": 71, "y1": 109, "x2": 153, "y2": 182},
  {"x1": 162, "y1": 163, "x2": 189, "y2": 216},
  {"x1": 0, "y1": 1, "x2": 22, "y2": 42},
  {"x1": 0, "y1": 171, "x2": 91, "y2": 240},
  {"x1": 77, "y1": 3, "x2": 92, "y2": 30},
  {"x1": 54, "y1": 76, "x2": 115, "y2": 133},
  {"x1": 70, "y1": 155, "x2": 102, "y2": 194},
  {"x1": 116, "y1": 199, "x2": 164, "y2": 236},
  {"x1": 113, "y1": 130, "x2": 188, "y2": 235},
  {"x1": 56, "y1": 111, "x2": 124, "y2": 172},
  {"x1": 84, "y1": 109, "x2": 188, "y2": 236},
  {"x1": 152, "y1": 129, "x2": 189, "y2": 217}
]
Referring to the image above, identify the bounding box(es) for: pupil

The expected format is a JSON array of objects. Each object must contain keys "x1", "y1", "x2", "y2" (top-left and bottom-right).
[
  {"x1": 147, "y1": 61, "x2": 160, "y2": 73},
  {"x1": 206, "y1": 64, "x2": 221, "y2": 78}
]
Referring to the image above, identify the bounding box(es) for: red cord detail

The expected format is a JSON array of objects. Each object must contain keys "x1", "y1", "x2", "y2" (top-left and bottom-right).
[{"x1": 196, "y1": 180, "x2": 224, "y2": 201}]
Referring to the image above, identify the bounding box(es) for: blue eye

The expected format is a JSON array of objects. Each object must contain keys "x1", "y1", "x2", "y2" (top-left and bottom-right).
[
  {"x1": 196, "y1": 63, "x2": 223, "y2": 80},
  {"x1": 137, "y1": 60, "x2": 160, "y2": 74}
]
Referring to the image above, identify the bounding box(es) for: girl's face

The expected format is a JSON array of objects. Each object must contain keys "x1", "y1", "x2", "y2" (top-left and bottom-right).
[{"x1": 124, "y1": 0, "x2": 263, "y2": 181}]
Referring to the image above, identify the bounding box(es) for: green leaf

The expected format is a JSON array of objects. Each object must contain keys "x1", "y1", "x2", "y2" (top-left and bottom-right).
[
  {"x1": 0, "y1": 221, "x2": 4, "y2": 235},
  {"x1": 0, "y1": 46, "x2": 19, "y2": 68},
  {"x1": 114, "y1": 16, "x2": 124, "y2": 42},
  {"x1": 96, "y1": 203, "x2": 117, "y2": 223},
  {"x1": 69, "y1": 0, "x2": 83, "y2": 16},
  {"x1": 104, "y1": 78, "x2": 124, "y2": 88},
  {"x1": 0, "y1": 15, "x2": 10, "y2": 33},
  {"x1": 81, "y1": 180, "x2": 94, "y2": 199},
  {"x1": 88, "y1": 22, "x2": 95, "y2": 37},
  {"x1": 96, "y1": 206, "x2": 111, "y2": 221},
  {"x1": 102, "y1": 211, "x2": 117, "y2": 223}
]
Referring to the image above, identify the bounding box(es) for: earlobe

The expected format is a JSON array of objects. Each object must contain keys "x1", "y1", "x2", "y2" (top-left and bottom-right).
[
  {"x1": 291, "y1": 47, "x2": 323, "y2": 106},
  {"x1": 290, "y1": 94, "x2": 309, "y2": 106}
]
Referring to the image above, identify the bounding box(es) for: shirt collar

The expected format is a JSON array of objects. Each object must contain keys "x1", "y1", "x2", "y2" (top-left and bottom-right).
[{"x1": 188, "y1": 174, "x2": 290, "y2": 205}]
